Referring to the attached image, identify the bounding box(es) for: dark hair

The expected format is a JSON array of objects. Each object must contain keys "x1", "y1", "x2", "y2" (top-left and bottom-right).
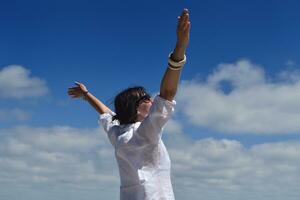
[{"x1": 112, "y1": 86, "x2": 149, "y2": 125}]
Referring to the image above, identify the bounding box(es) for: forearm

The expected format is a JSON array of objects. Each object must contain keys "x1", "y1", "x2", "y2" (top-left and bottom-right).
[
  {"x1": 171, "y1": 43, "x2": 187, "y2": 61},
  {"x1": 84, "y1": 92, "x2": 113, "y2": 114},
  {"x1": 159, "y1": 44, "x2": 186, "y2": 101}
]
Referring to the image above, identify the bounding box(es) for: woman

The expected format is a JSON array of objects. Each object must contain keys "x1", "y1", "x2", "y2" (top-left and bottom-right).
[{"x1": 68, "y1": 8, "x2": 190, "y2": 200}]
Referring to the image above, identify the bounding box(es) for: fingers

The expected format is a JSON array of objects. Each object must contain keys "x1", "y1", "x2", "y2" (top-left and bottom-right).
[
  {"x1": 68, "y1": 86, "x2": 79, "y2": 90},
  {"x1": 75, "y1": 81, "x2": 82, "y2": 86},
  {"x1": 67, "y1": 90, "x2": 78, "y2": 97},
  {"x1": 177, "y1": 8, "x2": 190, "y2": 31},
  {"x1": 68, "y1": 87, "x2": 79, "y2": 93},
  {"x1": 179, "y1": 9, "x2": 189, "y2": 23},
  {"x1": 67, "y1": 81, "x2": 87, "y2": 99},
  {"x1": 67, "y1": 86, "x2": 81, "y2": 97},
  {"x1": 69, "y1": 94, "x2": 81, "y2": 98},
  {"x1": 176, "y1": 9, "x2": 190, "y2": 46},
  {"x1": 183, "y1": 21, "x2": 191, "y2": 31},
  {"x1": 67, "y1": 88, "x2": 76, "y2": 94},
  {"x1": 68, "y1": 91, "x2": 82, "y2": 98}
]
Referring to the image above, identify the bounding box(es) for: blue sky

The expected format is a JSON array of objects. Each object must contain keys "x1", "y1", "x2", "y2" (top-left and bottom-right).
[
  {"x1": 0, "y1": 2, "x2": 294, "y2": 89},
  {"x1": 1, "y1": 0, "x2": 300, "y2": 199},
  {"x1": 1, "y1": 0, "x2": 300, "y2": 139}
]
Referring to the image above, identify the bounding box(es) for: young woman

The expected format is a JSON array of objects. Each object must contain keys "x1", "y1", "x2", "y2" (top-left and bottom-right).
[{"x1": 68, "y1": 8, "x2": 190, "y2": 200}]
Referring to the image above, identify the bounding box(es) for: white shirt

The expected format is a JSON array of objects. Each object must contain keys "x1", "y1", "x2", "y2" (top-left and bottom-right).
[{"x1": 99, "y1": 95, "x2": 176, "y2": 200}]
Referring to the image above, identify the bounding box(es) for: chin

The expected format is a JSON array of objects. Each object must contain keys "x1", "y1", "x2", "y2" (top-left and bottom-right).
[{"x1": 140, "y1": 113, "x2": 149, "y2": 121}]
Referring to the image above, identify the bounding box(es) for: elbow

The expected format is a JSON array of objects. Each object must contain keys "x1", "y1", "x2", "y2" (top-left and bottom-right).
[{"x1": 159, "y1": 89, "x2": 176, "y2": 101}]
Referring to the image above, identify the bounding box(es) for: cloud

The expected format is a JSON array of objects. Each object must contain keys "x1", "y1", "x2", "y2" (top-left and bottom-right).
[
  {"x1": 177, "y1": 59, "x2": 300, "y2": 134},
  {"x1": 0, "y1": 108, "x2": 31, "y2": 121},
  {"x1": 168, "y1": 135, "x2": 300, "y2": 200},
  {"x1": 0, "y1": 126, "x2": 119, "y2": 199},
  {"x1": 0, "y1": 65, "x2": 49, "y2": 99},
  {"x1": 1, "y1": 124, "x2": 300, "y2": 200},
  {"x1": 164, "y1": 119, "x2": 183, "y2": 134}
]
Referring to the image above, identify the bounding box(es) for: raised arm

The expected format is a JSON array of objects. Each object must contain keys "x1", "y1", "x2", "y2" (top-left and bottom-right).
[
  {"x1": 67, "y1": 82, "x2": 113, "y2": 114},
  {"x1": 160, "y1": 8, "x2": 190, "y2": 101}
]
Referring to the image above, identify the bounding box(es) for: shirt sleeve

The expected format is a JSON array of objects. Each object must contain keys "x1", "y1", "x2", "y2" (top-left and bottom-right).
[
  {"x1": 136, "y1": 94, "x2": 176, "y2": 144},
  {"x1": 98, "y1": 111, "x2": 120, "y2": 145}
]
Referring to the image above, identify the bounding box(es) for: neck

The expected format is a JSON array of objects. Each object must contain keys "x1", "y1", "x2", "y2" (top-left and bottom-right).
[{"x1": 136, "y1": 113, "x2": 148, "y2": 122}]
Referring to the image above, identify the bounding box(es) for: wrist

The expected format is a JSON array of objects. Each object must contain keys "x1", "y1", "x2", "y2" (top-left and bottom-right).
[
  {"x1": 173, "y1": 43, "x2": 187, "y2": 57},
  {"x1": 168, "y1": 52, "x2": 186, "y2": 71},
  {"x1": 83, "y1": 90, "x2": 89, "y2": 100},
  {"x1": 171, "y1": 49, "x2": 186, "y2": 62}
]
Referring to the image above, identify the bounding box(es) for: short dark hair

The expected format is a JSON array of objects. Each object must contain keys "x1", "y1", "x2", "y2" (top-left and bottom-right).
[{"x1": 112, "y1": 86, "x2": 149, "y2": 125}]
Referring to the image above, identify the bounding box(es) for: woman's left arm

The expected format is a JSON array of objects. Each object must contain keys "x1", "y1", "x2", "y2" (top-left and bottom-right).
[
  {"x1": 135, "y1": 9, "x2": 191, "y2": 144},
  {"x1": 159, "y1": 8, "x2": 191, "y2": 101}
]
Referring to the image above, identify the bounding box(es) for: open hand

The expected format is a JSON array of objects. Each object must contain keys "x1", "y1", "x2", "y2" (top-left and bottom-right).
[
  {"x1": 177, "y1": 8, "x2": 190, "y2": 47},
  {"x1": 67, "y1": 81, "x2": 88, "y2": 98}
]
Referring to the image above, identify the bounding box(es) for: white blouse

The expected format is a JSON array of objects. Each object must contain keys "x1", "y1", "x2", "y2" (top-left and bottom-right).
[{"x1": 99, "y1": 95, "x2": 176, "y2": 200}]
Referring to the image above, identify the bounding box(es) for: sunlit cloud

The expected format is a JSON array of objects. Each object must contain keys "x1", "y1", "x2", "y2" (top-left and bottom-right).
[
  {"x1": 0, "y1": 124, "x2": 300, "y2": 200},
  {"x1": 177, "y1": 59, "x2": 300, "y2": 134},
  {"x1": 0, "y1": 65, "x2": 49, "y2": 99}
]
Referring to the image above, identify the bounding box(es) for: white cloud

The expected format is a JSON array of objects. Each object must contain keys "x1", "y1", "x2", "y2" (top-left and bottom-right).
[
  {"x1": 0, "y1": 108, "x2": 31, "y2": 121},
  {"x1": 0, "y1": 65, "x2": 49, "y2": 98},
  {"x1": 207, "y1": 59, "x2": 265, "y2": 88},
  {"x1": 278, "y1": 68, "x2": 300, "y2": 83},
  {"x1": 0, "y1": 126, "x2": 119, "y2": 199},
  {"x1": 1, "y1": 125, "x2": 300, "y2": 200},
  {"x1": 165, "y1": 132, "x2": 300, "y2": 200},
  {"x1": 177, "y1": 59, "x2": 300, "y2": 134},
  {"x1": 164, "y1": 119, "x2": 183, "y2": 134}
]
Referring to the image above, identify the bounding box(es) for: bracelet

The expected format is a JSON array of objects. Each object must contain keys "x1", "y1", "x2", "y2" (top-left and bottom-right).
[
  {"x1": 168, "y1": 52, "x2": 187, "y2": 67},
  {"x1": 168, "y1": 64, "x2": 183, "y2": 71},
  {"x1": 83, "y1": 90, "x2": 89, "y2": 96}
]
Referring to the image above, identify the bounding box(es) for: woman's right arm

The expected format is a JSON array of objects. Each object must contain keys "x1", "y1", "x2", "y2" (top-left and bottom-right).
[{"x1": 68, "y1": 81, "x2": 113, "y2": 114}]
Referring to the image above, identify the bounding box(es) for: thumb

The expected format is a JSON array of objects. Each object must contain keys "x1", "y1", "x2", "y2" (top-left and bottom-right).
[{"x1": 75, "y1": 81, "x2": 81, "y2": 86}]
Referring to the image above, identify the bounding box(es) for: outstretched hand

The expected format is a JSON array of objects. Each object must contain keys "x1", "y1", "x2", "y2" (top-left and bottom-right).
[
  {"x1": 177, "y1": 8, "x2": 190, "y2": 47},
  {"x1": 68, "y1": 81, "x2": 88, "y2": 99}
]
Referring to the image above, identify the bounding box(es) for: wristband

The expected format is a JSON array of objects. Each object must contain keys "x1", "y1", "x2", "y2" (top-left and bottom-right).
[
  {"x1": 83, "y1": 91, "x2": 89, "y2": 100},
  {"x1": 83, "y1": 90, "x2": 89, "y2": 95},
  {"x1": 168, "y1": 64, "x2": 183, "y2": 71},
  {"x1": 168, "y1": 52, "x2": 187, "y2": 67}
]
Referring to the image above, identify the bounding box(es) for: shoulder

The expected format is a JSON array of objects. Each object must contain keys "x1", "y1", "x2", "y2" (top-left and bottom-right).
[
  {"x1": 115, "y1": 123, "x2": 136, "y2": 144},
  {"x1": 151, "y1": 94, "x2": 177, "y2": 115},
  {"x1": 149, "y1": 94, "x2": 177, "y2": 118}
]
